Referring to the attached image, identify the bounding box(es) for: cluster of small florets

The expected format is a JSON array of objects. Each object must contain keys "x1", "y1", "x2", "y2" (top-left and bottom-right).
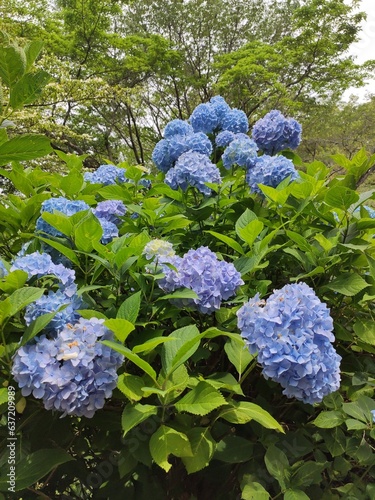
[
  {"x1": 222, "y1": 136, "x2": 259, "y2": 170},
  {"x1": 190, "y1": 96, "x2": 248, "y2": 135},
  {"x1": 145, "y1": 244, "x2": 243, "y2": 313},
  {"x1": 246, "y1": 155, "x2": 299, "y2": 194},
  {"x1": 36, "y1": 197, "x2": 90, "y2": 237},
  {"x1": 0, "y1": 260, "x2": 8, "y2": 278},
  {"x1": 12, "y1": 318, "x2": 124, "y2": 418},
  {"x1": 165, "y1": 151, "x2": 222, "y2": 195},
  {"x1": 237, "y1": 282, "x2": 341, "y2": 404},
  {"x1": 252, "y1": 110, "x2": 302, "y2": 155},
  {"x1": 84, "y1": 165, "x2": 128, "y2": 185}
]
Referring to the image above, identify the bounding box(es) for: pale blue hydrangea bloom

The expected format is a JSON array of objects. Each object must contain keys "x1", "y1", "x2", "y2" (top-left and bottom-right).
[
  {"x1": 11, "y1": 252, "x2": 77, "y2": 297},
  {"x1": 24, "y1": 290, "x2": 83, "y2": 333},
  {"x1": 190, "y1": 103, "x2": 219, "y2": 134},
  {"x1": 98, "y1": 219, "x2": 119, "y2": 244},
  {"x1": 252, "y1": 110, "x2": 302, "y2": 155},
  {"x1": 165, "y1": 151, "x2": 222, "y2": 195},
  {"x1": 215, "y1": 130, "x2": 235, "y2": 148},
  {"x1": 36, "y1": 197, "x2": 90, "y2": 237},
  {"x1": 371, "y1": 409, "x2": 375, "y2": 422},
  {"x1": 237, "y1": 282, "x2": 341, "y2": 404},
  {"x1": 185, "y1": 132, "x2": 213, "y2": 156},
  {"x1": 84, "y1": 165, "x2": 127, "y2": 185},
  {"x1": 221, "y1": 109, "x2": 249, "y2": 134},
  {"x1": 12, "y1": 318, "x2": 124, "y2": 418},
  {"x1": 210, "y1": 96, "x2": 231, "y2": 125},
  {"x1": 222, "y1": 137, "x2": 259, "y2": 170},
  {"x1": 164, "y1": 119, "x2": 193, "y2": 138},
  {"x1": 152, "y1": 246, "x2": 243, "y2": 314},
  {"x1": 246, "y1": 155, "x2": 298, "y2": 194},
  {"x1": 92, "y1": 200, "x2": 126, "y2": 225},
  {"x1": 152, "y1": 139, "x2": 173, "y2": 172},
  {"x1": 0, "y1": 260, "x2": 8, "y2": 278}
]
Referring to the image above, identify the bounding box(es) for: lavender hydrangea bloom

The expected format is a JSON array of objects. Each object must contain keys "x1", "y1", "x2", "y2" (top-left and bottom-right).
[
  {"x1": 252, "y1": 110, "x2": 302, "y2": 155},
  {"x1": 246, "y1": 155, "x2": 298, "y2": 194},
  {"x1": 164, "y1": 119, "x2": 193, "y2": 138},
  {"x1": 24, "y1": 291, "x2": 83, "y2": 333},
  {"x1": 190, "y1": 103, "x2": 219, "y2": 134},
  {"x1": 165, "y1": 151, "x2": 222, "y2": 196},
  {"x1": 12, "y1": 318, "x2": 124, "y2": 418},
  {"x1": 36, "y1": 197, "x2": 90, "y2": 237},
  {"x1": 153, "y1": 246, "x2": 243, "y2": 314},
  {"x1": 222, "y1": 137, "x2": 259, "y2": 170},
  {"x1": 0, "y1": 260, "x2": 8, "y2": 278},
  {"x1": 99, "y1": 219, "x2": 119, "y2": 244},
  {"x1": 92, "y1": 200, "x2": 126, "y2": 225},
  {"x1": 84, "y1": 165, "x2": 127, "y2": 185},
  {"x1": 237, "y1": 283, "x2": 341, "y2": 404},
  {"x1": 11, "y1": 252, "x2": 77, "y2": 297},
  {"x1": 222, "y1": 109, "x2": 249, "y2": 134}
]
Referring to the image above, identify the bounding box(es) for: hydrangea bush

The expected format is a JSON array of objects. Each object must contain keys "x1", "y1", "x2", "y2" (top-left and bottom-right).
[{"x1": 0, "y1": 94, "x2": 375, "y2": 499}]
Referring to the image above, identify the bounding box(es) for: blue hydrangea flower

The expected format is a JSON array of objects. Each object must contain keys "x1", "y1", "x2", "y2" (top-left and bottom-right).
[
  {"x1": 11, "y1": 252, "x2": 77, "y2": 297},
  {"x1": 12, "y1": 318, "x2": 124, "y2": 418},
  {"x1": 84, "y1": 165, "x2": 127, "y2": 185},
  {"x1": 185, "y1": 132, "x2": 213, "y2": 156},
  {"x1": 222, "y1": 137, "x2": 259, "y2": 170},
  {"x1": 222, "y1": 109, "x2": 249, "y2": 134},
  {"x1": 215, "y1": 131, "x2": 235, "y2": 148},
  {"x1": 92, "y1": 200, "x2": 126, "y2": 225},
  {"x1": 165, "y1": 151, "x2": 222, "y2": 196},
  {"x1": 153, "y1": 246, "x2": 243, "y2": 314},
  {"x1": 190, "y1": 103, "x2": 219, "y2": 134},
  {"x1": 0, "y1": 260, "x2": 8, "y2": 278},
  {"x1": 354, "y1": 205, "x2": 375, "y2": 218},
  {"x1": 246, "y1": 155, "x2": 298, "y2": 194},
  {"x1": 164, "y1": 119, "x2": 193, "y2": 138},
  {"x1": 99, "y1": 219, "x2": 119, "y2": 244},
  {"x1": 24, "y1": 291, "x2": 83, "y2": 333},
  {"x1": 252, "y1": 110, "x2": 302, "y2": 155},
  {"x1": 237, "y1": 283, "x2": 341, "y2": 404},
  {"x1": 210, "y1": 96, "x2": 231, "y2": 125},
  {"x1": 36, "y1": 197, "x2": 90, "y2": 237},
  {"x1": 152, "y1": 139, "x2": 174, "y2": 172},
  {"x1": 371, "y1": 409, "x2": 375, "y2": 422}
]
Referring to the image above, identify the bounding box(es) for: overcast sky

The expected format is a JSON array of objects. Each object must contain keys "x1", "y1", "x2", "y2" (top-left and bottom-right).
[{"x1": 343, "y1": 0, "x2": 375, "y2": 101}]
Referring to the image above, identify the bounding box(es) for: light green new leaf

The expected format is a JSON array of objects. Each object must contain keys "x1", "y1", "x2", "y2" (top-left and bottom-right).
[
  {"x1": 175, "y1": 381, "x2": 226, "y2": 416},
  {"x1": 117, "y1": 373, "x2": 145, "y2": 402},
  {"x1": 220, "y1": 401, "x2": 284, "y2": 432},
  {"x1": 206, "y1": 230, "x2": 244, "y2": 255},
  {"x1": 158, "y1": 288, "x2": 199, "y2": 301},
  {"x1": 353, "y1": 320, "x2": 375, "y2": 346},
  {"x1": 237, "y1": 220, "x2": 264, "y2": 247},
  {"x1": 41, "y1": 212, "x2": 73, "y2": 237},
  {"x1": 133, "y1": 337, "x2": 174, "y2": 354},
  {"x1": 224, "y1": 338, "x2": 253, "y2": 377},
  {"x1": 121, "y1": 403, "x2": 158, "y2": 436},
  {"x1": 283, "y1": 490, "x2": 310, "y2": 500},
  {"x1": 117, "y1": 291, "x2": 142, "y2": 323},
  {"x1": 10, "y1": 70, "x2": 51, "y2": 109},
  {"x1": 181, "y1": 427, "x2": 216, "y2": 474},
  {"x1": 313, "y1": 411, "x2": 346, "y2": 428},
  {"x1": 104, "y1": 318, "x2": 135, "y2": 343},
  {"x1": 0, "y1": 135, "x2": 52, "y2": 165},
  {"x1": 0, "y1": 44, "x2": 26, "y2": 86},
  {"x1": 325, "y1": 273, "x2": 369, "y2": 296},
  {"x1": 150, "y1": 425, "x2": 192, "y2": 472},
  {"x1": 161, "y1": 324, "x2": 200, "y2": 375},
  {"x1": 241, "y1": 482, "x2": 270, "y2": 500}
]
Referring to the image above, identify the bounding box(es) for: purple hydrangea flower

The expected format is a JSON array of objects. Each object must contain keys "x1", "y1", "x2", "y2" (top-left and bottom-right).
[
  {"x1": 252, "y1": 110, "x2": 302, "y2": 155},
  {"x1": 92, "y1": 200, "x2": 126, "y2": 225},
  {"x1": 246, "y1": 155, "x2": 298, "y2": 194},
  {"x1": 99, "y1": 219, "x2": 119, "y2": 244},
  {"x1": 165, "y1": 151, "x2": 222, "y2": 196},
  {"x1": 221, "y1": 109, "x2": 249, "y2": 134},
  {"x1": 222, "y1": 137, "x2": 259, "y2": 170},
  {"x1": 12, "y1": 318, "x2": 124, "y2": 418},
  {"x1": 11, "y1": 252, "x2": 77, "y2": 297},
  {"x1": 237, "y1": 282, "x2": 341, "y2": 404},
  {"x1": 164, "y1": 119, "x2": 193, "y2": 138},
  {"x1": 84, "y1": 165, "x2": 127, "y2": 185},
  {"x1": 24, "y1": 291, "x2": 83, "y2": 333},
  {"x1": 36, "y1": 197, "x2": 90, "y2": 237}
]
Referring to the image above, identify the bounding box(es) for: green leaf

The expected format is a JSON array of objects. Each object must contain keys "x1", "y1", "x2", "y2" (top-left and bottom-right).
[
  {"x1": 117, "y1": 373, "x2": 145, "y2": 402},
  {"x1": 342, "y1": 401, "x2": 368, "y2": 423},
  {"x1": 237, "y1": 219, "x2": 264, "y2": 247},
  {"x1": 104, "y1": 318, "x2": 135, "y2": 343},
  {"x1": 181, "y1": 427, "x2": 216, "y2": 474},
  {"x1": 20, "y1": 311, "x2": 59, "y2": 346},
  {"x1": 24, "y1": 40, "x2": 44, "y2": 70},
  {"x1": 161, "y1": 325, "x2": 200, "y2": 375},
  {"x1": 235, "y1": 209, "x2": 258, "y2": 234},
  {"x1": 117, "y1": 290, "x2": 142, "y2": 323},
  {"x1": 284, "y1": 490, "x2": 310, "y2": 500},
  {"x1": 291, "y1": 462, "x2": 327, "y2": 488},
  {"x1": 121, "y1": 403, "x2": 158, "y2": 436},
  {"x1": 60, "y1": 169, "x2": 84, "y2": 196},
  {"x1": 0, "y1": 44, "x2": 26, "y2": 86},
  {"x1": 345, "y1": 418, "x2": 367, "y2": 430},
  {"x1": 0, "y1": 135, "x2": 52, "y2": 165},
  {"x1": 353, "y1": 320, "x2": 375, "y2": 346},
  {"x1": 6, "y1": 287, "x2": 44, "y2": 318},
  {"x1": 0, "y1": 270, "x2": 27, "y2": 293},
  {"x1": 36, "y1": 235, "x2": 80, "y2": 267},
  {"x1": 214, "y1": 435, "x2": 253, "y2": 463},
  {"x1": 174, "y1": 381, "x2": 226, "y2": 416},
  {"x1": 324, "y1": 186, "x2": 359, "y2": 210},
  {"x1": 224, "y1": 338, "x2": 253, "y2": 376},
  {"x1": 0, "y1": 449, "x2": 73, "y2": 492},
  {"x1": 324, "y1": 273, "x2": 369, "y2": 296},
  {"x1": 101, "y1": 341, "x2": 157, "y2": 383},
  {"x1": 41, "y1": 212, "x2": 73, "y2": 237},
  {"x1": 157, "y1": 288, "x2": 199, "y2": 300},
  {"x1": 74, "y1": 211, "x2": 103, "y2": 252},
  {"x1": 0, "y1": 388, "x2": 8, "y2": 406},
  {"x1": 149, "y1": 425, "x2": 192, "y2": 472},
  {"x1": 313, "y1": 411, "x2": 345, "y2": 428},
  {"x1": 286, "y1": 230, "x2": 312, "y2": 253},
  {"x1": 76, "y1": 309, "x2": 108, "y2": 320},
  {"x1": 220, "y1": 402, "x2": 284, "y2": 432},
  {"x1": 264, "y1": 445, "x2": 290, "y2": 490},
  {"x1": 241, "y1": 482, "x2": 270, "y2": 500},
  {"x1": 10, "y1": 70, "x2": 51, "y2": 109},
  {"x1": 133, "y1": 337, "x2": 174, "y2": 354},
  {"x1": 206, "y1": 230, "x2": 244, "y2": 255}
]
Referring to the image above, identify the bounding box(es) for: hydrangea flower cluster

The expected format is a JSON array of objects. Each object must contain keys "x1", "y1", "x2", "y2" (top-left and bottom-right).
[
  {"x1": 36, "y1": 197, "x2": 90, "y2": 237},
  {"x1": 92, "y1": 200, "x2": 126, "y2": 225},
  {"x1": 252, "y1": 110, "x2": 302, "y2": 155},
  {"x1": 145, "y1": 244, "x2": 243, "y2": 314},
  {"x1": 354, "y1": 205, "x2": 375, "y2": 219},
  {"x1": 222, "y1": 136, "x2": 258, "y2": 170},
  {"x1": 190, "y1": 96, "x2": 248, "y2": 135},
  {"x1": 165, "y1": 151, "x2": 222, "y2": 196},
  {"x1": 12, "y1": 318, "x2": 124, "y2": 418},
  {"x1": 246, "y1": 155, "x2": 299, "y2": 194},
  {"x1": 143, "y1": 239, "x2": 182, "y2": 290},
  {"x1": 11, "y1": 251, "x2": 77, "y2": 297},
  {"x1": 0, "y1": 260, "x2": 8, "y2": 278},
  {"x1": 84, "y1": 165, "x2": 128, "y2": 185},
  {"x1": 237, "y1": 282, "x2": 341, "y2": 404}
]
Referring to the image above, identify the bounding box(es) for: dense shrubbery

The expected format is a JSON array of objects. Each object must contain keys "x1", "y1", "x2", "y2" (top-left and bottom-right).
[{"x1": 0, "y1": 39, "x2": 375, "y2": 500}]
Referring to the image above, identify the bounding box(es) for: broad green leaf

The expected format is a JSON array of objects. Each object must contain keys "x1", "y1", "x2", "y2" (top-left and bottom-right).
[
  {"x1": 0, "y1": 44, "x2": 26, "y2": 86},
  {"x1": 0, "y1": 270, "x2": 27, "y2": 293},
  {"x1": 214, "y1": 435, "x2": 253, "y2": 463},
  {"x1": 241, "y1": 482, "x2": 270, "y2": 500},
  {"x1": 233, "y1": 255, "x2": 262, "y2": 275},
  {"x1": 133, "y1": 337, "x2": 174, "y2": 354},
  {"x1": 174, "y1": 381, "x2": 226, "y2": 416},
  {"x1": 161, "y1": 324, "x2": 200, "y2": 375},
  {"x1": 60, "y1": 169, "x2": 84, "y2": 196},
  {"x1": 157, "y1": 288, "x2": 199, "y2": 301},
  {"x1": 224, "y1": 338, "x2": 253, "y2": 376},
  {"x1": 121, "y1": 403, "x2": 158, "y2": 436},
  {"x1": 101, "y1": 341, "x2": 157, "y2": 383},
  {"x1": 10, "y1": 70, "x2": 51, "y2": 109},
  {"x1": 220, "y1": 402, "x2": 284, "y2": 432},
  {"x1": 353, "y1": 320, "x2": 375, "y2": 346},
  {"x1": 24, "y1": 40, "x2": 44, "y2": 70},
  {"x1": 366, "y1": 253, "x2": 375, "y2": 281},
  {"x1": 117, "y1": 373, "x2": 145, "y2": 402},
  {"x1": 342, "y1": 401, "x2": 368, "y2": 423},
  {"x1": 76, "y1": 309, "x2": 108, "y2": 320},
  {"x1": 0, "y1": 449, "x2": 73, "y2": 492},
  {"x1": 41, "y1": 212, "x2": 73, "y2": 237},
  {"x1": 149, "y1": 425, "x2": 192, "y2": 472},
  {"x1": 36, "y1": 235, "x2": 80, "y2": 267},
  {"x1": 313, "y1": 411, "x2": 345, "y2": 428},
  {"x1": 20, "y1": 311, "x2": 59, "y2": 346},
  {"x1": 6, "y1": 287, "x2": 44, "y2": 318},
  {"x1": 286, "y1": 230, "x2": 312, "y2": 253},
  {"x1": 325, "y1": 273, "x2": 369, "y2": 296},
  {"x1": 0, "y1": 388, "x2": 8, "y2": 406},
  {"x1": 74, "y1": 211, "x2": 103, "y2": 252},
  {"x1": 117, "y1": 290, "x2": 142, "y2": 323},
  {"x1": 104, "y1": 318, "x2": 135, "y2": 343},
  {"x1": 235, "y1": 209, "x2": 258, "y2": 234},
  {"x1": 284, "y1": 490, "x2": 310, "y2": 500},
  {"x1": 237, "y1": 220, "x2": 264, "y2": 247},
  {"x1": 259, "y1": 184, "x2": 288, "y2": 205},
  {"x1": 206, "y1": 230, "x2": 244, "y2": 255},
  {"x1": 291, "y1": 461, "x2": 327, "y2": 488},
  {"x1": 345, "y1": 418, "x2": 367, "y2": 430},
  {"x1": 264, "y1": 445, "x2": 290, "y2": 490},
  {"x1": 324, "y1": 185, "x2": 359, "y2": 210},
  {"x1": 181, "y1": 427, "x2": 216, "y2": 474},
  {"x1": 0, "y1": 135, "x2": 52, "y2": 165}
]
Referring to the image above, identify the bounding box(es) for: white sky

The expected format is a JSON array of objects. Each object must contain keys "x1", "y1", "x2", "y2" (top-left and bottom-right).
[{"x1": 343, "y1": 0, "x2": 375, "y2": 101}]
